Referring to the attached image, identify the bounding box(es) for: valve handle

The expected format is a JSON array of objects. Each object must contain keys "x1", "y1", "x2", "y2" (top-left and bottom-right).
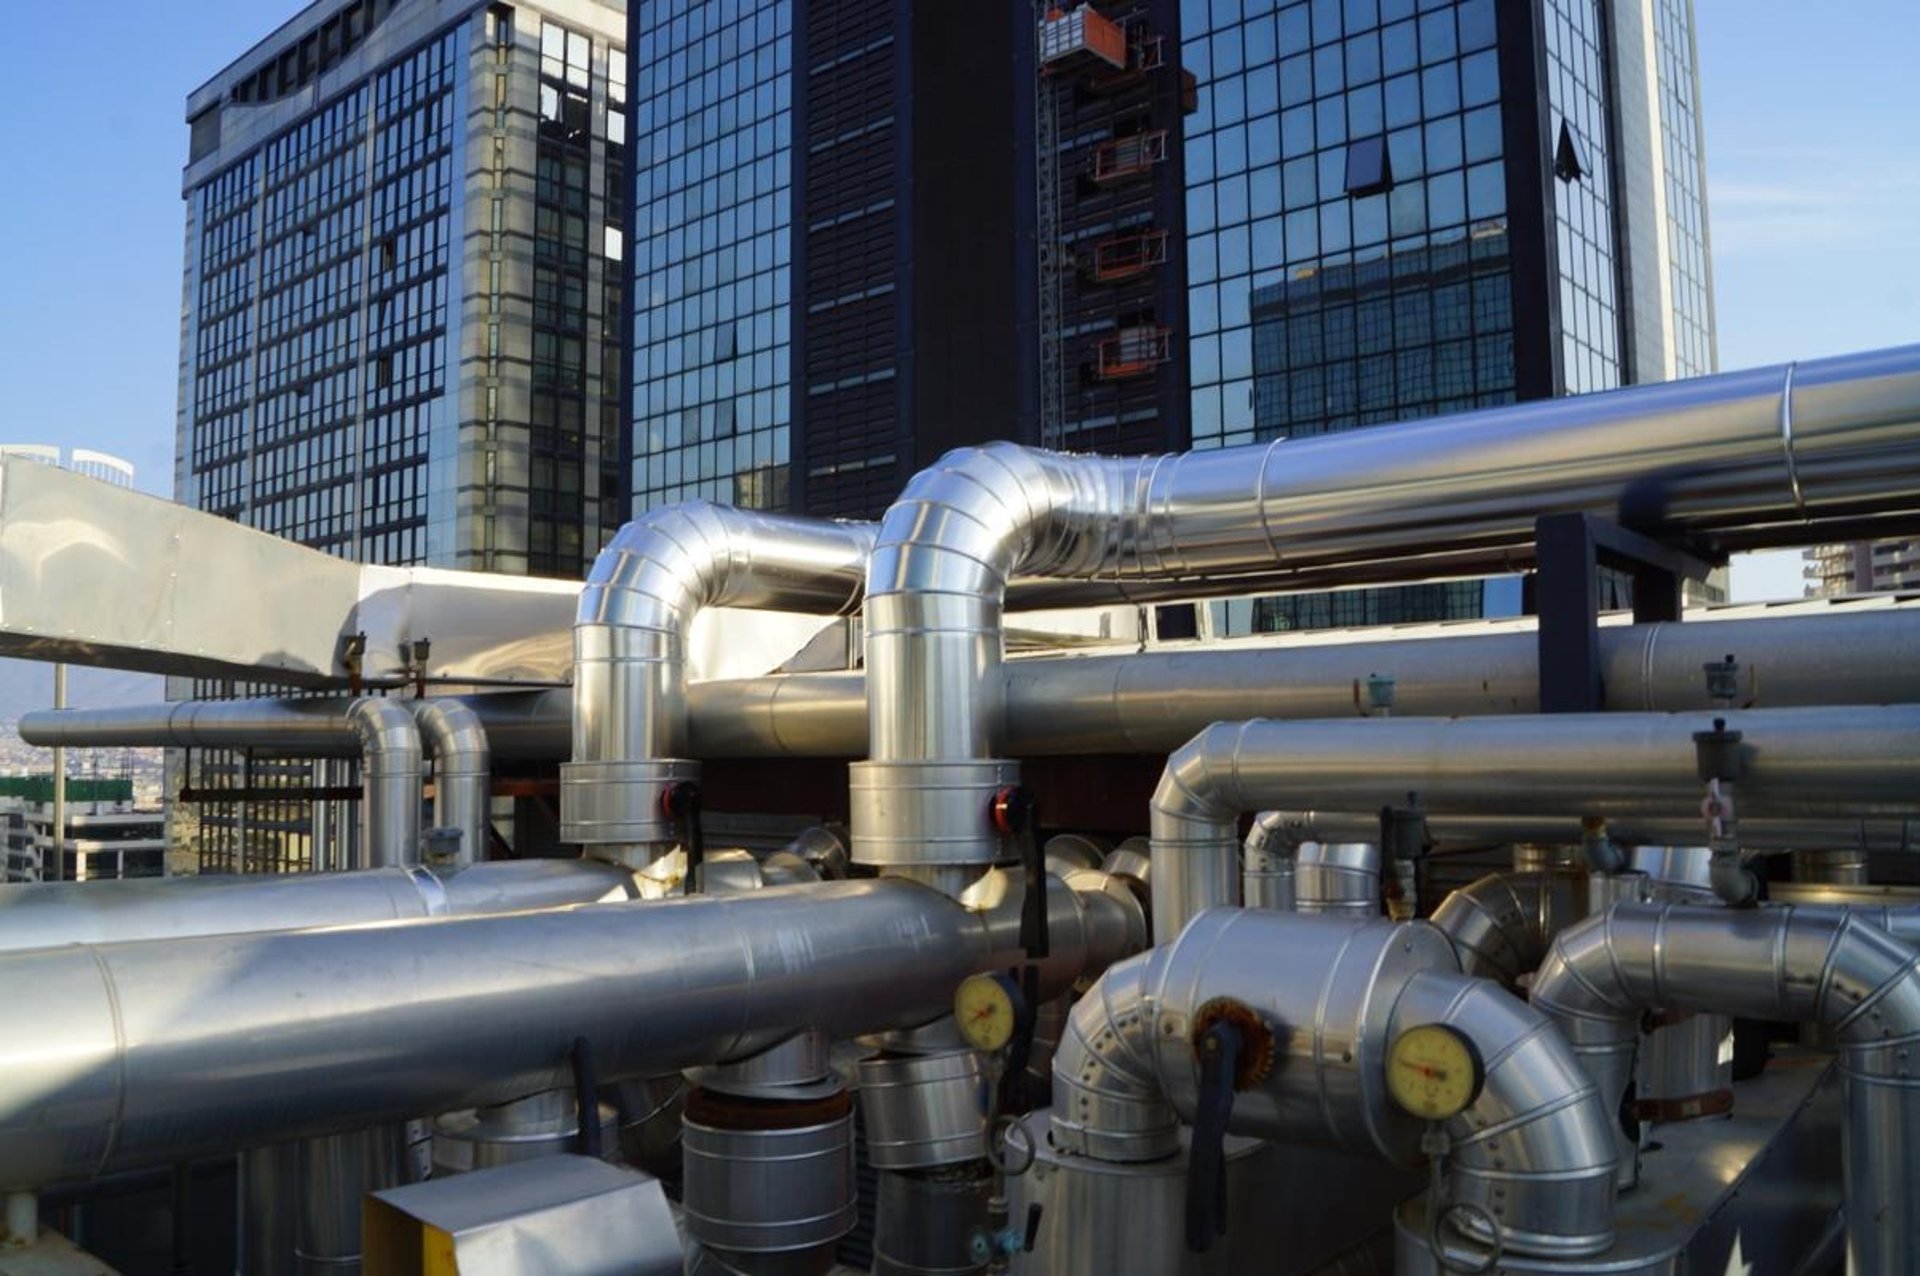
[
  {"x1": 1023, "y1": 1202, "x2": 1044, "y2": 1252},
  {"x1": 661, "y1": 781, "x2": 704, "y2": 894},
  {"x1": 1185, "y1": 1018, "x2": 1242, "y2": 1253}
]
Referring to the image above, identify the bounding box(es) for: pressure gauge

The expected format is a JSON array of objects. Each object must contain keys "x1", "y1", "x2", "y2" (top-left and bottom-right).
[
  {"x1": 1386, "y1": 1024, "x2": 1484, "y2": 1121},
  {"x1": 954, "y1": 973, "x2": 1025, "y2": 1054}
]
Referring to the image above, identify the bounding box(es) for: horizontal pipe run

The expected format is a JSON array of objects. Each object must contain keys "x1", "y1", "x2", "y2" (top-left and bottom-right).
[
  {"x1": 28, "y1": 608, "x2": 1920, "y2": 761},
  {"x1": 1149, "y1": 707, "x2": 1920, "y2": 943},
  {"x1": 1269, "y1": 809, "x2": 1920, "y2": 854},
  {"x1": 0, "y1": 874, "x2": 1133, "y2": 1189},
  {"x1": 0, "y1": 860, "x2": 648, "y2": 955}
]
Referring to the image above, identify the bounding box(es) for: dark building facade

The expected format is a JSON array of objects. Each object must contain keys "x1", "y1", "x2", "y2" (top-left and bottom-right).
[{"x1": 625, "y1": 0, "x2": 1192, "y2": 520}]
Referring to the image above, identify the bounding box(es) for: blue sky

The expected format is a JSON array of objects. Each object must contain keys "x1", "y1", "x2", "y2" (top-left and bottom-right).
[{"x1": 0, "y1": 0, "x2": 1913, "y2": 672}]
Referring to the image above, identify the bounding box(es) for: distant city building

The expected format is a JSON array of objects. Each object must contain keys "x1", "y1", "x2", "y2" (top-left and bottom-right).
[
  {"x1": 623, "y1": 1, "x2": 1719, "y2": 625},
  {"x1": 179, "y1": 0, "x2": 628, "y2": 580},
  {"x1": 176, "y1": 0, "x2": 629, "y2": 871},
  {"x1": 1805, "y1": 539, "x2": 1920, "y2": 597},
  {"x1": 0, "y1": 776, "x2": 166, "y2": 883},
  {"x1": 0, "y1": 444, "x2": 135, "y2": 488}
]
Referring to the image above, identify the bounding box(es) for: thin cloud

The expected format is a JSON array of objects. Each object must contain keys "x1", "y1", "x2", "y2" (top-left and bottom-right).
[{"x1": 1709, "y1": 150, "x2": 1920, "y2": 255}]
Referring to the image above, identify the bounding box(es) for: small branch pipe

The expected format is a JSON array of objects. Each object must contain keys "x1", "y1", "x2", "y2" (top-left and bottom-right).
[
  {"x1": 1150, "y1": 708, "x2": 1920, "y2": 943},
  {"x1": 410, "y1": 698, "x2": 491, "y2": 865},
  {"x1": 26, "y1": 606, "x2": 1920, "y2": 761},
  {"x1": 567, "y1": 502, "x2": 869, "y2": 864},
  {"x1": 0, "y1": 874, "x2": 1137, "y2": 1189},
  {"x1": 1050, "y1": 910, "x2": 1616, "y2": 1257},
  {"x1": 345, "y1": 697, "x2": 421, "y2": 868},
  {"x1": 1430, "y1": 869, "x2": 1591, "y2": 987},
  {"x1": 1531, "y1": 902, "x2": 1920, "y2": 1272},
  {"x1": 0, "y1": 859, "x2": 646, "y2": 954}
]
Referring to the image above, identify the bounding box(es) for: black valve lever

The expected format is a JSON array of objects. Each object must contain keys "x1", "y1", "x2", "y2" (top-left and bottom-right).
[
  {"x1": 1023, "y1": 1202, "x2": 1044, "y2": 1253},
  {"x1": 661, "y1": 780, "x2": 705, "y2": 894},
  {"x1": 1186, "y1": 1018, "x2": 1243, "y2": 1253}
]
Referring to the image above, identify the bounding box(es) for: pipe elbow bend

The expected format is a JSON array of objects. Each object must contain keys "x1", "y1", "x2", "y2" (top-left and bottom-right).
[{"x1": 1049, "y1": 949, "x2": 1181, "y2": 1163}]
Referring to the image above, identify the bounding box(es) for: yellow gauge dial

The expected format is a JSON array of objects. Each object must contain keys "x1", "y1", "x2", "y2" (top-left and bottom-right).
[
  {"x1": 1386, "y1": 1023, "x2": 1484, "y2": 1121},
  {"x1": 954, "y1": 973, "x2": 1021, "y2": 1053}
]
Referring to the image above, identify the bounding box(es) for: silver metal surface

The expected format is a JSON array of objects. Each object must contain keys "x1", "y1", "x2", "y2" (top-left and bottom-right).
[
  {"x1": 0, "y1": 874, "x2": 1131, "y2": 1187},
  {"x1": 364, "y1": 1155, "x2": 682, "y2": 1275},
  {"x1": 410, "y1": 698, "x2": 491, "y2": 867},
  {"x1": 1294, "y1": 842, "x2": 1382, "y2": 917},
  {"x1": 557, "y1": 757, "x2": 701, "y2": 866},
  {"x1": 1531, "y1": 901, "x2": 1920, "y2": 1272},
  {"x1": 1393, "y1": 1053, "x2": 1843, "y2": 1275},
  {"x1": 1429, "y1": 869, "x2": 1590, "y2": 986},
  {"x1": 0, "y1": 454, "x2": 579, "y2": 687},
  {"x1": 432, "y1": 1090, "x2": 620, "y2": 1175},
  {"x1": 569, "y1": 502, "x2": 868, "y2": 863},
  {"x1": 294, "y1": 1126, "x2": 406, "y2": 1272},
  {"x1": 1241, "y1": 810, "x2": 1296, "y2": 910},
  {"x1": 688, "y1": 1032, "x2": 835, "y2": 1100},
  {"x1": 1626, "y1": 845, "x2": 1714, "y2": 888},
  {"x1": 0, "y1": 859, "x2": 643, "y2": 954},
  {"x1": 681, "y1": 1112, "x2": 856, "y2": 1255},
  {"x1": 27, "y1": 604, "x2": 1920, "y2": 763},
  {"x1": 1149, "y1": 708, "x2": 1920, "y2": 943},
  {"x1": 343, "y1": 698, "x2": 421, "y2": 869},
  {"x1": 847, "y1": 760, "x2": 1021, "y2": 869},
  {"x1": 853, "y1": 1049, "x2": 987, "y2": 1171},
  {"x1": 1052, "y1": 909, "x2": 1616, "y2": 1257},
  {"x1": 1274, "y1": 808, "x2": 1920, "y2": 854},
  {"x1": 1793, "y1": 846, "x2": 1871, "y2": 885},
  {"x1": 871, "y1": 1167, "x2": 991, "y2": 1276}
]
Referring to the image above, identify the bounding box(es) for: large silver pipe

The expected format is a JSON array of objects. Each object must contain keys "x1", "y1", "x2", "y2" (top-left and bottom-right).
[
  {"x1": 566, "y1": 501, "x2": 869, "y2": 865},
  {"x1": 1150, "y1": 707, "x2": 1920, "y2": 943},
  {"x1": 1531, "y1": 901, "x2": 1920, "y2": 1272},
  {"x1": 410, "y1": 699, "x2": 491, "y2": 865},
  {"x1": 1429, "y1": 869, "x2": 1591, "y2": 987},
  {"x1": 0, "y1": 859, "x2": 647, "y2": 955},
  {"x1": 0, "y1": 873, "x2": 1135, "y2": 1189},
  {"x1": 1269, "y1": 808, "x2": 1920, "y2": 854},
  {"x1": 345, "y1": 697, "x2": 421, "y2": 869},
  {"x1": 1050, "y1": 910, "x2": 1616, "y2": 1257},
  {"x1": 860, "y1": 347, "x2": 1920, "y2": 867},
  {"x1": 26, "y1": 606, "x2": 1920, "y2": 761}
]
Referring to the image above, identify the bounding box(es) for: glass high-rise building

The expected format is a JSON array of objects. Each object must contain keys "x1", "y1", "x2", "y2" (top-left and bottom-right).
[
  {"x1": 176, "y1": 0, "x2": 629, "y2": 871},
  {"x1": 1181, "y1": 0, "x2": 1718, "y2": 629},
  {"x1": 179, "y1": 0, "x2": 630, "y2": 581}
]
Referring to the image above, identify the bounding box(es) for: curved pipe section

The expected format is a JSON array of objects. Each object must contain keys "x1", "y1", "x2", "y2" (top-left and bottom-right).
[
  {"x1": 1050, "y1": 910, "x2": 1616, "y2": 1257},
  {"x1": 0, "y1": 872, "x2": 1138, "y2": 1190},
  {"x1": 345, "y1": 697, "x2": 421, "y2": 868},
  {"x1": 411, "y1": 698, "x2": 491, "y2": 865},
  {"x1": 1150, "y1": 708, "x2": 1920, "y2": 943},
  {"x1": 0, "y1": 859, "x2": 646, "y2": 954},
  {"x1": 1531, "y1": 902, "x2": 1920, "y2": 1272},
  {"x1": 1430, "y1": 869, "x2": 1590, "y2": 987},
  {"x1": 566, "y1": 502, "x2": 869, "y2": 863}
]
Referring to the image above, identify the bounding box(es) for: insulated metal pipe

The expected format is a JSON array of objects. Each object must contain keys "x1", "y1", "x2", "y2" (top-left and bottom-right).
[
  {"x1": 1050, "y1": 910, "x2": 1617, "y2": 1257},
  {"x1": 27, "y1": 606, "x2": 1920, "y2": 760},
  {"x1": 410, "y1": 699, "x2": 491, "y2": 865},
  {"x1": 861, "y1": 347, "x2": 1920, "y2": 866},
  {"x1": 0, "y1": 874, "x2": 1135, "y2": 1189},
  {"x1": 1429, "y1": 869, "x2": 1591, "y2": 987},
  {"x1": 566, "y1": 501, "x2": 869, "y2": 865},
  {"x1": 1531, "y1": 902, "x2": 1920, "y2": 1272},
  {"x1": 1268, "y1": 808, "x2": 1920, "y2": 854},
  {"x1": 344, "y1": 698, "x2": 421, "y2": 868},
  {"x1": 0, "y1": 859, "x2": 646, "y2": 955},
  {"x1": 1150, "y1": 707, "x2": 1920, "y2": 943}
]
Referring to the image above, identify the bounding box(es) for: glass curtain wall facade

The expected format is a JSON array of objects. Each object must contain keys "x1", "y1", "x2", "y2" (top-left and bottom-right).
[
  {"x1": 628, "y1": 0, "x2": 795, "y2": 513},
  {"x1": 177, "y1": 0, "x2": 626, "y2": 872},
  {"x1": 1182, "y1": 0, "x2": 1708, "y2": 633}
]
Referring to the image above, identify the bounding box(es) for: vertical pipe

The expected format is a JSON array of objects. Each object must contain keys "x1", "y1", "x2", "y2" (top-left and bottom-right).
[{"x1": 49, "y1": 663, "x2": 65, "y2": 883}]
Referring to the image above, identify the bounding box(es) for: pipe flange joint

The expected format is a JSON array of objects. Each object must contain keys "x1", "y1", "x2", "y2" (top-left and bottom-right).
[
  {"x1": 559, "y1": 757, "x2": 701, "y2": 848},
  {"x1": 1190, "y1": 998, "x2": 1276, "y2": 1091},
  {"x1": 849, "y1": 759, "x2": 1022, "y2": 869}
]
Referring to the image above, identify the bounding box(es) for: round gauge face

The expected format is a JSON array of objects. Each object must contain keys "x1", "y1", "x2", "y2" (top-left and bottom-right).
[
  {"x1": 954, "y1": 973, "x2": 1021, "y2": 1053},
  {"x1": 1386, "y1": 1023, "x2": 1484, "y2": 1121}
]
